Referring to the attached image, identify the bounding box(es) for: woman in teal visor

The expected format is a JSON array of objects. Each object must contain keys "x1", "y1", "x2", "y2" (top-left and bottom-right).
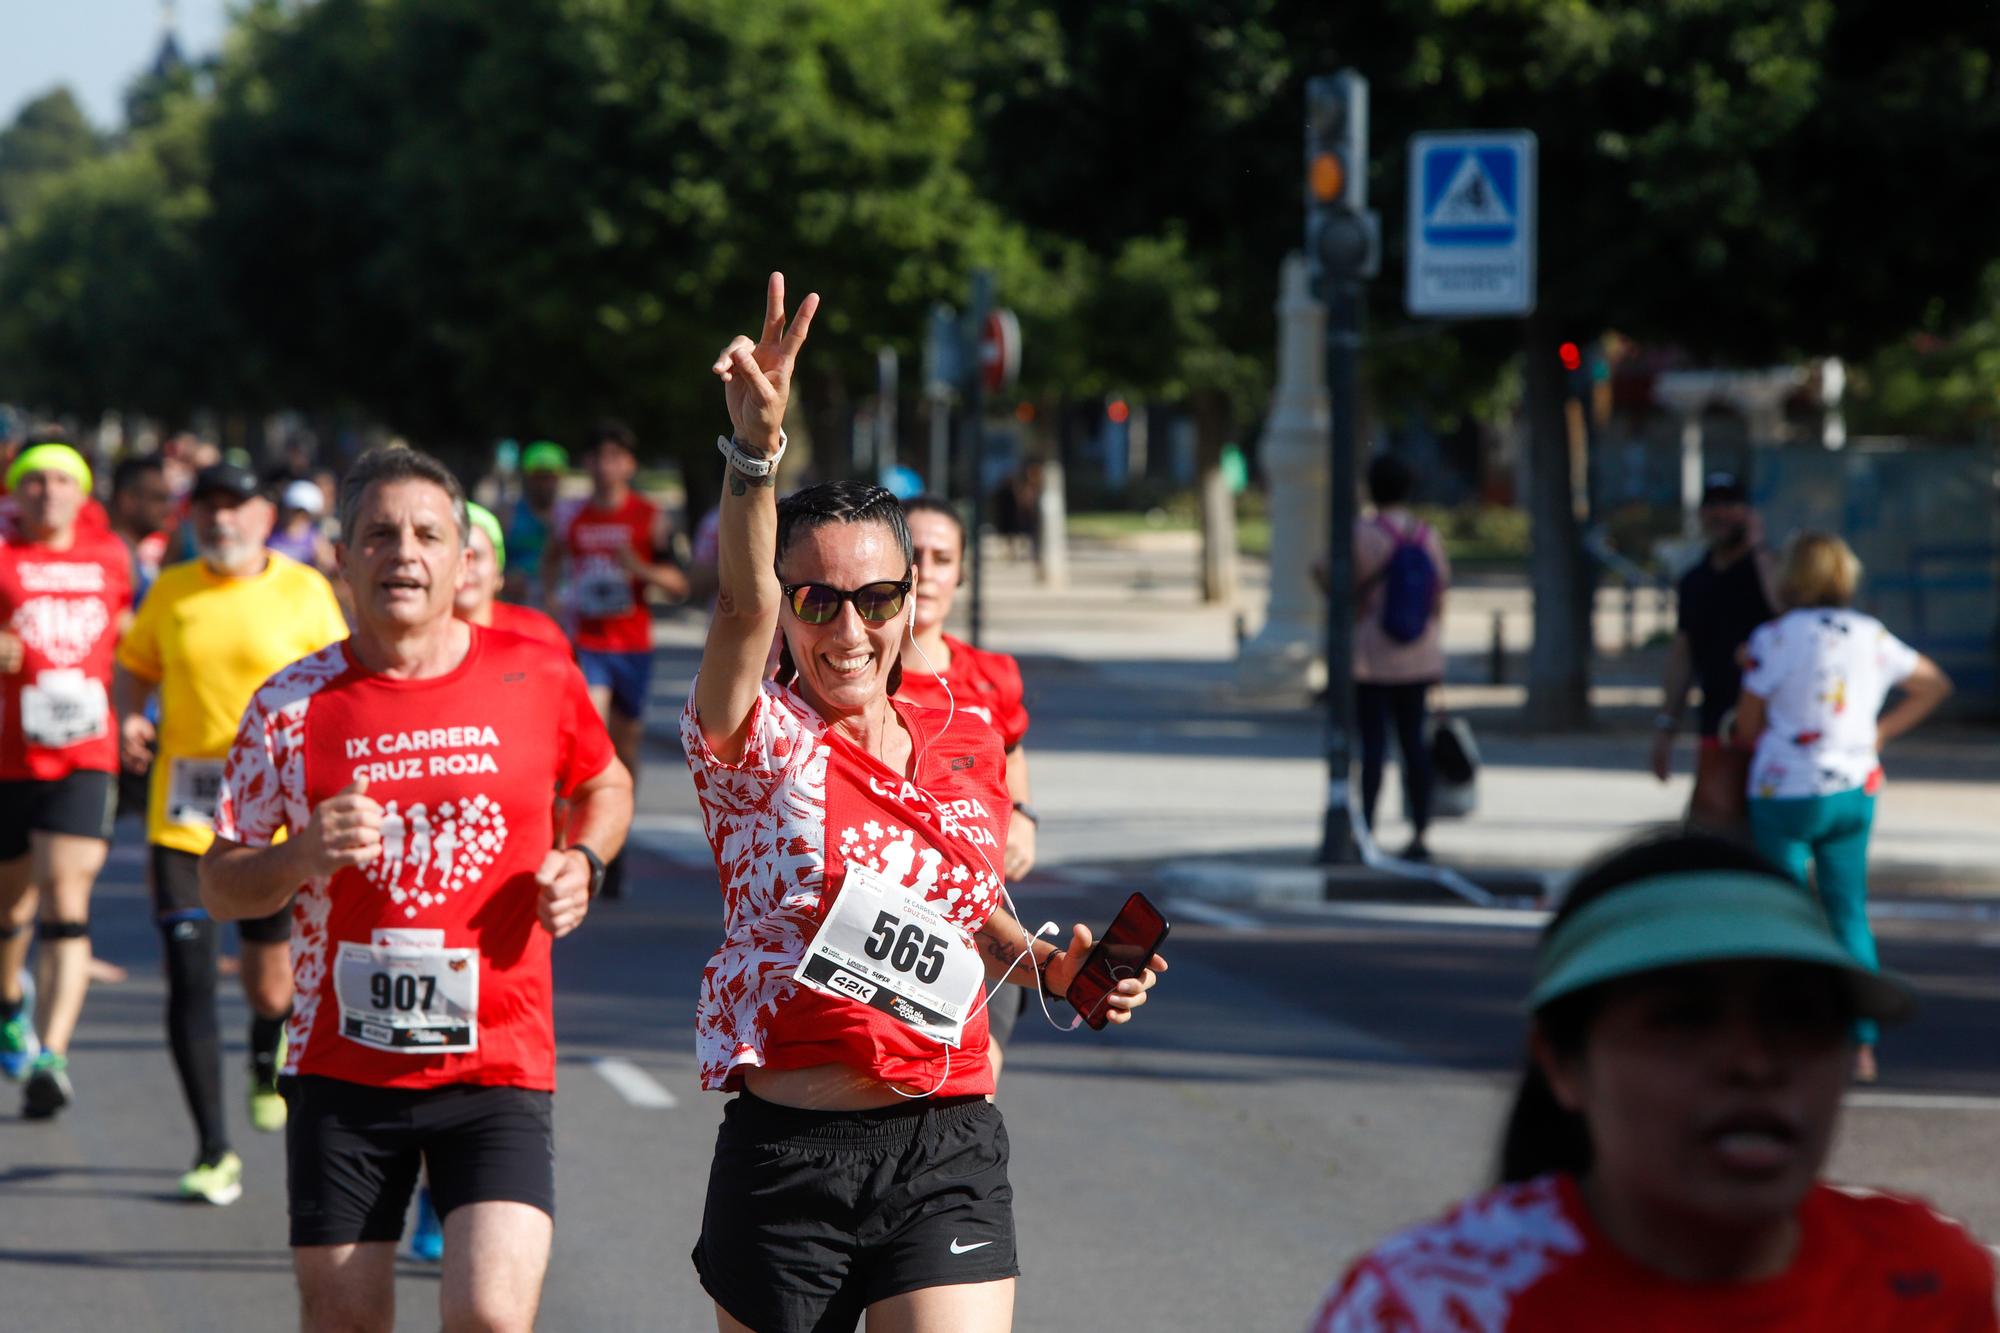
[{"x1": 1308, "y1": 830, "x2": 1994, "y2": 1332}]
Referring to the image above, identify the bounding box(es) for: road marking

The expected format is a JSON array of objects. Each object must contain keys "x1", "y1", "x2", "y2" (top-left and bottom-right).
[
  {"x1": 592, "y1": 1056, "x2": 678, "y2": 1108},
  {"x1": 1162, "y1": 898, "x2": 1260, "y2": 932},
  {"x1": 1289, "y1": 901, "x2": 1551, "y2": 931},
  {"x1": 1846, "y1": 1090, "x2": 2000, "y2": 1113}
]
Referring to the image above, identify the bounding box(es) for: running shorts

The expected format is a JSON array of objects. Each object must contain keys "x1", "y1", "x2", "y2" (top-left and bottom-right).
[
  {"x1": 284, "y1": 1075, "x2": 555, "y2": 1247},
  {"x1": 0, "y1": 771, "x2": 117, "y2": 859},
  {"x1": 150, "y1": 845, "x2": 291, "y2": 944},
  {"x1": 576, "y1": 648, "x2": 652, "y2": 721},
  {"x1": 694, "y1": 1090, "x2": 1018, "y2": 1331}
]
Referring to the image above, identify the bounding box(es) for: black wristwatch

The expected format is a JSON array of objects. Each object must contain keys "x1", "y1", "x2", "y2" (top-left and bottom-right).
[
  {"x1": 572, "y1": 845, "x2": 607, "y2": 899},
  {"x1": 1011, "y1": 801, "x2": 1039, "y2": 827}
]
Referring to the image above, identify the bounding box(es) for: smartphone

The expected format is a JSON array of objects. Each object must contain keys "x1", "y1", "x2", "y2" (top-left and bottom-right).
[{"x1": 1064, "y1": 892, "x2": 1170, "y2": 1031}]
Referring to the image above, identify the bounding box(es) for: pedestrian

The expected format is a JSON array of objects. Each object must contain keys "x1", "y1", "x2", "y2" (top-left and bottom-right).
[
  {"x1": 1352, "y1": 455, "x2": 1449, "y2": 860},
  {"x1": 455, "y1": 502, "x2": 569, "y2": 653},
  {"x1": 108, "y1": 452, "x2": 174, "y2": 601},
  {"x1": 114, "y1": 461, "x2": 351, "y2": 1204},
  {"x1": 1650, "y1": 472, "x2": 1780, "y2": 829},
  {"x1": 894, "y1": 495, "x2": 1039, "y2": 1079},
  {"x1": 1307, "y1": 829, "x2": 1996, "y2": 1332},
  {"x1": 1733, "y1": 531, "x2": 1951, "y2": 1084},
  {"x1": 0, "y1": 436, "x2": 132, "y2": 1115},
  {"x1": 199, "y1": 445, "x2": 632, "y2": 1332},
  {"x1": 545, "y1": 419, "x2": 687, "y2": 898},
  {"x1": 687, "y1": 275, "x2": 1165, "y2": 1333},
  {"x1": 268, "y1": 477, "x2": 339, "y2": 577}
]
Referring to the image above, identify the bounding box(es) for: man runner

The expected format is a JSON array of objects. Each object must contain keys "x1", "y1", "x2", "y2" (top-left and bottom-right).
[
  {"x1": 115, "y1": 461, "x2": 350, "y2": 1203},
  {"x1": 457, "y1": 502, "x2": 568, "y2": 652},
  {"x1": 201, "y1": 446, "x2": 631, "y2": 1332},
  {"x1": 501, "y1": 441, "x2": 566, "y2": 607},
  {"x1": 545, "y1": 420, "x2": 685, "y2": 898},
  {"x1": 0, "y1": 438, "x2": 132, "y2": 1115}
]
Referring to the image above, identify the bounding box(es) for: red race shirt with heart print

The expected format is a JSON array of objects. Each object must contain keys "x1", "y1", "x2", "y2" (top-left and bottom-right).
[
  {"x1": 893, "y1": 634, "x2": 1030, "y2": 752},
  {"x1": 0, "y1": 529, "x2": 133, "y2": 779},
  {"x1": 681, "y1": 681, "x2": 1010, "y2": 1096},
  {"x1": 214, "y1": 626, "x2": 615, "y2": 1091}
]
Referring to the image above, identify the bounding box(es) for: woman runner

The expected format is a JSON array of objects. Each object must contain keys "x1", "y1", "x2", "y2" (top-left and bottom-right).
[
  {"x1": 1307, "y1": 830, "x2": 1994, "y2": 1332},
  {"x1": 683, "y1": 274, "x2": 1167, "y2": 1333},
  {"x1": 893, "y1": 495, "x2": 1040, "y2": 1076}
]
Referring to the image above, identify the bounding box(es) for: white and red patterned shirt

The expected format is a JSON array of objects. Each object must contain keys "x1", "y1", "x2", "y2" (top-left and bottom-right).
[
  {"x1": 214, "y1": 626, "x2": 614, "y2": 1091},
  {"x1": 0, "y1": 529, "x2": 132, "y2": 779},
  {"x1": 681, "y1": 679, "x2": 1009, "y2": 1095},
  {"x1": 1309, "y1": 1174, "x2": 1996, "y2": 1333}
]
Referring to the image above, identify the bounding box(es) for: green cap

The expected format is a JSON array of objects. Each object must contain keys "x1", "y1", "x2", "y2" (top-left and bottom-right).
[
  {"x1": 1528, "y1": 872, "x2": 1914, "y2": 1023},
  {"x1": 6, "y1": 442, "x2": 93, "y2": 494},
  {"x1": 521, "y1": 441, "x2": 567, "y2": 474},
  {"x1": 466, "y1": 501, "x2": 506, "y2": 571}
]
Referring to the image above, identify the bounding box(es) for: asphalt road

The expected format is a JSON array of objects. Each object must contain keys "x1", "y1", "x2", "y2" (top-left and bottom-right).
[{"x1": 6, "y1": 800, "x2": 2000, "y2": 1331}]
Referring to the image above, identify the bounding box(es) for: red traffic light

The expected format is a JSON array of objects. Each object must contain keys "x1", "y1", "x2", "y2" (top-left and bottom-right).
[{"x1": 1558, "y1": 342, "x2": 1582, "y2": 372}]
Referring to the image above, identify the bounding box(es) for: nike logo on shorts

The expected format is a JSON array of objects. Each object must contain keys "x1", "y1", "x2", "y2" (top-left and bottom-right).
[{"x1": 949, "y1": 1238, "x2": 994, "y2": 1255}]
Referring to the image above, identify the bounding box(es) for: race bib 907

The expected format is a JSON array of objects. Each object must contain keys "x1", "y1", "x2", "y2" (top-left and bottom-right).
[
  {"x1": 333, "y1": 929, "x2": 479, "y2": 1054},
  {"x1": 795, "y1": 861, "x2": 984, "y2": 1047}
]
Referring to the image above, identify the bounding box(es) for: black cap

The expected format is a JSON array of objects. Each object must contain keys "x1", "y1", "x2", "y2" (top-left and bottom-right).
[
  {"x1": 1700, "y1": 472, "x2": 1748, "y2": 506},
  {"x1": 191, "y1": 462, "x2": 260, "y2": 503}
]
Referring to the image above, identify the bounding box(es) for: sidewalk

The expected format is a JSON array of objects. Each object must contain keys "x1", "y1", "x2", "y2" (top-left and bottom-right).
[{"x1": 646, "y1": 528, "x2": 2000, "y2": 904}]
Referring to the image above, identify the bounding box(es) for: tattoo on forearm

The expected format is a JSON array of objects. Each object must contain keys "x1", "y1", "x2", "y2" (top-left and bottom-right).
[
  {"x1": 717, "y1": 590, "x2": 735, "y2": 614},
  {"x1": 728, "y1": 464, "x2": 775, "y2": 495}
]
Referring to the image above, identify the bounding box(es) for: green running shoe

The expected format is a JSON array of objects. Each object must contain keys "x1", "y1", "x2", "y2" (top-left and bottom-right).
[
  {"x1": 22, "y1": 1051, "x2": 71, "y2": 1119},
  {"x1": 0, "y1": 1008, "x2": 35, "y2": 1082},
  {"x1": 179, "y1": 1151, "x2": 244, "y2": 1206},
  {"x1": 248, "y1": 1030, "x2": 287, "y2": 1132}
]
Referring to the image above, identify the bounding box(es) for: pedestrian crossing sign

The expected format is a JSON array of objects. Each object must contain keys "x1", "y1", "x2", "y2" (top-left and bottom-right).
[{"x1": 1406, "y1": 132, "x2": 1537, "y2": 317}]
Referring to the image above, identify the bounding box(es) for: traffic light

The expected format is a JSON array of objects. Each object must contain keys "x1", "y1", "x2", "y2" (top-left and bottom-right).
[{"x1": 1305, "y1": 71, "x2": 1379, "y2": 290}]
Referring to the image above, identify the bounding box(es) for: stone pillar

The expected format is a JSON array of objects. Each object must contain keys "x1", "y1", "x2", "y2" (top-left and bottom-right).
[{"x1": 1238, "y1": 254, "x2": 1330, "y2": 694}]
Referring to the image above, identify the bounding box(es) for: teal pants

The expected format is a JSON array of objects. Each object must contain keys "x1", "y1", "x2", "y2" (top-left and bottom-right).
[{"x1": 1748, "y1": 786, "x2": 1879, "y2": 1045}]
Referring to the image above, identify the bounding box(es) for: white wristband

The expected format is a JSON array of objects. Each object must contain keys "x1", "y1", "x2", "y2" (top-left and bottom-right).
[{"x1": 717, "y1": 430, "x2": 788, "y2": 478}]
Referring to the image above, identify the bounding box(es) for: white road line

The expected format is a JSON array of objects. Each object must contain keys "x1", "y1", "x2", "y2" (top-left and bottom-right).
[
  {"x1": 1846, "y1": 1090, "x2": 2000, "y2": 1113},
  {"x1": 1161, "y1": 898, "x2": 1261, "y2": 932},
  {"x1": 592, "y1": 1056, "x2": 678, "y2": 1108},
  {"x1": 1288, "y1": 901, "x2": 1551, "y2": 931}
]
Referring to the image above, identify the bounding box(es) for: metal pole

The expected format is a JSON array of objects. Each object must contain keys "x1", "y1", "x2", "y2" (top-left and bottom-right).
[
  {"x1": 1318, "y1": 277, "x2": 1362, "y2": 865},
  {"x1": 965, "y1": 270, "x2": 994, "y2": 649}
]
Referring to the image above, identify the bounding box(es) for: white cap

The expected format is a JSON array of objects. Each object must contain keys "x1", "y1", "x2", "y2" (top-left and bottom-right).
[{"x1": 282, "y1": 479, "x2": 325, "y2": 515}]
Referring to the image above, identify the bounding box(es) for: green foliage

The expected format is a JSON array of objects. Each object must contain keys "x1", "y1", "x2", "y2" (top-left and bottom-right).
[
  {"x1": 1847, "y1": 263, "x2": 2000, "y2": 440},
  {"x1": 0, "y1": 89, "x2": 100, "y2": 232}
]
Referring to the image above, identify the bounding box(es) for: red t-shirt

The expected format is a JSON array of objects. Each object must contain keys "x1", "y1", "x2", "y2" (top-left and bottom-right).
[
  {"x1": 680, "y1": 681, "x2": 1009, "y2": 1095},
  {"x1": 893, "y1": 634, "x2": 1030, "y2": 752},
  {"x1": 563, "y1": 492, "x2": 656, "y2": 653},
  {"x1": 214, "y1": 626, "x2": 615, "y2": 1091},
  {"x1": 1310, "y1": 1173, "x2": 1998, "y2": 1333},
  {"x1": 478, "y1": 601, "x2": 572, "y2": 656},
  {"x1": 0, "y1": 529, "x2": 133, "y2": 779}
]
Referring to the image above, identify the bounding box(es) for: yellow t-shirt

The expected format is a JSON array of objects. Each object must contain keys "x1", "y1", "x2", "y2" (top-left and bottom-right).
[{"x1": 116, "y1": 552, "x2": 350, "y2": 853}]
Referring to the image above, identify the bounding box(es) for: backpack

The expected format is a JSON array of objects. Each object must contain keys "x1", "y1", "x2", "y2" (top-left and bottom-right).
[{"x1": 1375, "y1": 516, "x2": 1438, "y2": 644}]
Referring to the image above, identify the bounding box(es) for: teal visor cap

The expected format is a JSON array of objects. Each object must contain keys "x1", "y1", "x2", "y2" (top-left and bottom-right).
[{"x1": 1528, "y1": 871, "x2": 1915, "y2": 1024}]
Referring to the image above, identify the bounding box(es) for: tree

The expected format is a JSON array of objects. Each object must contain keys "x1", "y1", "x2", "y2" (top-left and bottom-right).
[{"x1": 0, "y1": 89, "x2": 100, "y2": 233}]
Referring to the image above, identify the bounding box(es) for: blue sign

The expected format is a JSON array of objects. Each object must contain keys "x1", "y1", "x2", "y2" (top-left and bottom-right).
[{"x1": 1407, "y1": 132, "x2": 1537, "y2": 317}]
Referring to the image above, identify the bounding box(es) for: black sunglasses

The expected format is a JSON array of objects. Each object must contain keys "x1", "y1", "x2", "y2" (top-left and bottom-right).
[{"x1": 781, "y1": 578, "x2": 913, "y2": 626}]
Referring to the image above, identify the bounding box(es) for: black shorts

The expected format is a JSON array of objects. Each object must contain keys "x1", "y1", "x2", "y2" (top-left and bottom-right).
[
  {"x1": 284, "y1": 1074, "x2": 555, "y2": 1248},
  {"x1": 150, "y1": 845, "x2": 291, "y2": 944},
  {"x1": 0, "y1": 771, "x2": 116, "y2": 860},
  {"x1": 695, "y1": 1091, "x2": 1018, "y2": 1332}
]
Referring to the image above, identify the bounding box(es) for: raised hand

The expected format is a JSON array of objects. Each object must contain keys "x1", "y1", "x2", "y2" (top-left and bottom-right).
[{"x1": 711, "y1": 272, "x2": 819, "y2": 453}]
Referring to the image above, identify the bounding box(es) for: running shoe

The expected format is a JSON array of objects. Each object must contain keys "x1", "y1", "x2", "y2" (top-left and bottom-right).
[
  {"x1": 179, "y1": 1151, "x2": 244, "y2": 1206},
  {"x1": 22, "y1": 1051, "x2": 72, "y2": 1119},
  {"x1": 0, "y1": 971, "x2": 37, "y2": 1082},
  {"x1": 409, "y1": 1185, "x2": 444, "y2": 1262},
  {"x1": 248, "y1": 1031, "x2": 288, "y2": 1132}
]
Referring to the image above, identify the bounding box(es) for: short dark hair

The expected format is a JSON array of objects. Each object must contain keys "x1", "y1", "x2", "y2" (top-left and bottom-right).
[
  {"x1": 112, "y1": 453, "x2": 166, "y2": 495},
  {"x1": 773, "y1": 481, "x2": 914, "y2": 693},
  {"x1": 583, "y1": 419, "x2": 637, "y2": 456},
  {"x1": 1495, "y1": 829, "x2": 1791, "y2": 1186},
  {"x1": 1366, "y1": 455, "x2": 1416, "y2": 507},
  {"x1": 900, "y1": 494, "x2": 965, "y2": 554},
  {"x1": 337, "y1": 446, "x2": 469, "y2": 545}
]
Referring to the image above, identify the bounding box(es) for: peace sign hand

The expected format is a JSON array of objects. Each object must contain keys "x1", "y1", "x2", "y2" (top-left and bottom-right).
[{"x1": 712, "y1": 272, "x2": 819, "y2": 455}]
